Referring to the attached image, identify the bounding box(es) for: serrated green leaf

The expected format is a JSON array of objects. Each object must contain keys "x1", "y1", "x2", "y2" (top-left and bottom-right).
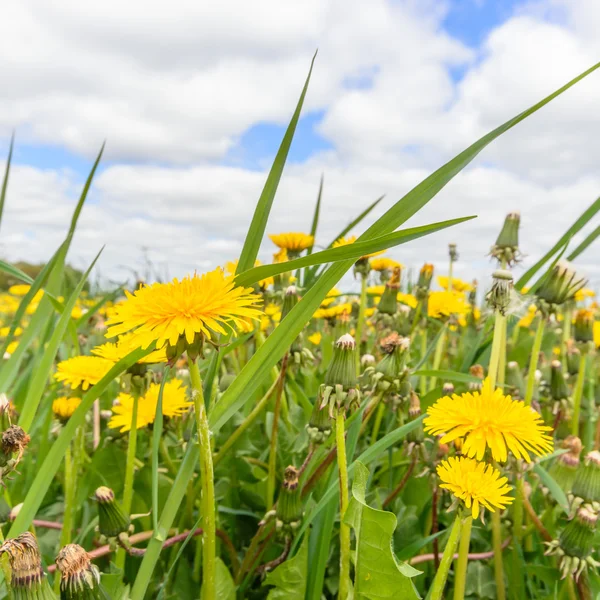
[
  {"x1": 344, "y1": 462, "x2": 420, "y2": 599},
  {"x1": 264, "y1": 533, "x2": 309, "y2": 599}
]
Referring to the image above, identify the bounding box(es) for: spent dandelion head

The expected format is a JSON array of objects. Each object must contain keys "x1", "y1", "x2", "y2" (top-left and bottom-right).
[
  {"x1": 424, "y1": 378, "x2": 553, "y2": 462},
  {"x1": 437, "y1": 456, "x2": 514, "y2": 520},
  {"x1": 105, "y1": 269, "x2": 263, "y2": 360}
]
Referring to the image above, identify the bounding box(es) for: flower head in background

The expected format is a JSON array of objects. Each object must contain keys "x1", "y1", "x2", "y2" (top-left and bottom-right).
[
  {"x1": 105, "y1": 269, "x2": 263, "y2": 351},
  {"x1": 437, "y1": 456, "x2": 514, "y2": 519},
  {"x1": 269, "y1": 233, "x2": 314, "y2": 254},
  {"x1": 55, "y1": 356, "x2": 115, "y2": 391},
  {"x1": 425, "y1": 378, "x2": 553, "y2": 462},
  {"x1": 437, "y1": 276, "x2": 473, "y2": 293},
  {"x1": 427, "y1": 291, "x2": 468, "y2": 319},
  {"x1": 332, "y1": 235, "x2": 384, "y2": 259},
  {"x1": 370, "y1": 257, "x2": 402, "y2": 272},
  {"x1": 52, "y1": 397, "x2": 82, "y2": 422},
  {"x1": 109, "y1": 379, "x2": 191, "y2": 433}
]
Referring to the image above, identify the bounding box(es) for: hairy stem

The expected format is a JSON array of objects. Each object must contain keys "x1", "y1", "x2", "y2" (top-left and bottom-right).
[{"x1": 336, "y1": 411, "x2": 351, "y2": 600}]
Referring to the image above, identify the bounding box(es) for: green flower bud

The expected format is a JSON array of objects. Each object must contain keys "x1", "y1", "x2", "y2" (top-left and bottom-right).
[
  {"x1": 275, "y1": 466, "x2": 303, "y2": 536},
  {"x1": 353, "y1": 257, "x2": 371, "y2": 278},
  {"x1": 536, "y1": 261, "x2": 587, "y2": 315},
  {"x1": 486, "y1": 269, "x2": 514, "y2": 315},
  {"x1": 95, "y1": 487, "x2": 130, "y2": 538},
  {"x1": 415, "y1": 264, "x2": 434, "y2": 301},
  {"x1": 491, "y1": 212, "x2": 521, "y2": 265},
  {"x1": 448, "y1": 243, "x2": 459, "y2": 262},
  {"x1": 574, "y1": 309, "x2": 594, "y2": 346},
  {"x1": 549, "y1": 436, "x2": 582, "y2": 493},
  {"x1": 320, "y1": 334, "x2": 360, "y2": 416},
  {"x1": 307, "y1": 397, "x2": 332, "y2": 444},
  {"x1": 560, "y1": 506, "x2": 597, "y2": 559},
  {"x1": 56, "y1": 544, "x2": 106, "y2": 600},
  {"x1": 571, "y1": 451, "x2": 600, "y2": 511},
  {"x1": 377, "y1": 267, "x2": 401, "y2": 316},
  {"x1": 550, "y1": 360, "x2": 570, "y2": 404},
  {"x1": 0, "y1": 533, "x2": 56, "y2": 599},
  {"x1": 566, "y1": 343, "x2": 581, "y2": 376},
  {"x1": 281, "y1": 286, "x2": 299, "y2": 321},
  {"x1": 373, "y1": 333, "x2": 410, "y2": 393}
]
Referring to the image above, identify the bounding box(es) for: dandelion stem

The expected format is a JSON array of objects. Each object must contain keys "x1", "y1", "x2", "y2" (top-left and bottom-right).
[
  {"x1": 370, "y1": 402, "x2": 386, "y2": 445},
  {"x1": 266, "y1": 351, "x2": 289, "y2": 509},
  {"x1": 453, "y1": 515, "x2": 473, "y2": 600},
  {"x1": 355, "y1": 273, "x2": 368, "y2": 373},
  {"x1": 511, "y1": 477, "x2": 526, "y2": 597},
  {"x1": 524, "y1": 318, "x2": 545, "y2": 406},
  {"x1": 189, "y1": 358, "x2": 216, "y2": 600},
  {"x1": 116, "y1": 393, "x2": 139, "y2": 572},
  {"x1": 571, "y1": 352, "x2": 587, "y2": 437},
  {"x1": 54, "y1": 441, "x2": 75, "y2": 593},
  {"x1": 491, "y1": 510, "x2": 506, "y2": 600},
  {"x1": 420, "y1": 329, "x2": 427, "y2": 395},
  {"x1": 336, "y1": 410, "x2": 351, "y2": 600},
  {"x1": 429, "y1": 324, "x2": 447, "y2": 391},
  {"x1": 488, "y1": 311, "x2": 506, "y2": 389},
  {"x1": 427, "y1": 512, "x2": 463, "y2": 600}
]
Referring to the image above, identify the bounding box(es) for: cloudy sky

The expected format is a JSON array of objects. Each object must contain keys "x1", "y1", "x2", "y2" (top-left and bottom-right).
[{"x1": 1, "y1": 0, "x2": 599, "y2": 289}]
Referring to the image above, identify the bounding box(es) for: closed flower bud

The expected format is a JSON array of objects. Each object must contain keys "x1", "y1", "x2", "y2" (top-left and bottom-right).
[
  {"x1": 307, "y1": 397, "x2": 332, "y2": 444},
  {"x1": 566, "y1": 342, "x2": 581, "y2": 376},
  {"x1": 449, "y1": 243, "x2": 459, "y2": 262},
  {"x1": 275, "y1": 466, "x2": 303, "y2": 536},
  {"x1": 56, "y1": 544, "x2": 105, "y2": 600},
  {"x1": 536, "y1": 261, "x2": 587, "y2": 315},
  {"x1": 280, "y1": 286, "x2": 299, "y2": 321},
  {"x1": 549, "y1": 436, "x2": 583, "y2": 492},
  {"x1": 506, "y1": 361, "x2": 525, "y2": 400},
  {"x1": 574, "y1": 309, "x2": 594, "y2": 347},
  {"x1": 469, "y1": 365, "x2": 484, "y2": 391},
  {"x1": 491, "y1": 212, "x2": 521, "y2": 265},
  {"x1": 361, "y1": 354, "x2": 376, "y2": 368},
  {"x1": 0, "y1": 533, "x2": 56, "y2": 599},
  {"x1": 320, "y1": 334, "x2": 360, "y2": 416},
  {"x1": 415, "y1": 263, "x2": 434, "y2": 300},
  {"x1": 442, "y1": 382, "x2": 455, "y2": 396},
  {"x1": 571, "y1": 451, "x2": 600, "y2": 511},
  {"x1": 486, "y1": 269, "x2": 514, "y2": 315},
  {"x1": 95, "y1": 487, "x2": 130, "y2": 538}
]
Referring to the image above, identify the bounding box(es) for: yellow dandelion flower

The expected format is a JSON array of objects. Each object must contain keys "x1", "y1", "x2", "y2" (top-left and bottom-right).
[
  {"x1": 367, "y1": 285, "x2": 385, "y2": 297},
  {"x1": 594, "y1": 321, "x2": 600, "y2": 349},
  {"x1": 308, "y1": 332, "x2": 322, "y2": 345},
  {"x1": 8, "y1": 284, "x2": 31, "y2": 296},
  {"x1": 269, "y1": 233, "x2": 314, "y2": 253},
  {"x1": 437, "y1": 276, "x2": 473, "y2": 293},
  {"x1": 365, "y1": 307, "x2": 376, "y2": 318},
  {"x1": 225, "y1": 259, "x2": 273, "y2": 290},
  {"x1": 5, "y1": 341, "x2": 18, "y2": 355},
  {"x1": 332, "y1": 236, "x2": 384, "y2": 259},
  {"x1": 425, "y1": 379, "x2": 553, "y2": 462},
  {"x1": 0, "y1": 327, "x2": 22, "y2": 337},
  {"x1": 397, "y1": 293, "x2": 417, "y2": 309},
  {"x1": 320, "y1": 288, "x2": 342, "y2": 308},
  {"x1": 105, "y1": 268, "x2": 263, "y2": 350},
  {"x1": 92, "y1": 332, "x2": 167, "y2": 364},
  {"x1": 575, "y1": 288, "x2": 596, "y2": 302},
  {"x1": 25, "y1": 290, "x2": 45, "y2": 315},
  {"x1": 273, "y1": 248, "x2": 288, "y2": 263},
  {"x1": 52, "y1": 397, "x2": 82, "y2": 421},
  {"x1": 518, "y1": 304, "x2": 538, "y2": 328},
  {"x1": 427, "y1": 291, "x2": 468, "y2": 319},
  {"x1": 109, "y1": 380, "x2": 191, "y2": 433},
  {"x1": 54, "y1": 356, "x2": 115, "y2": 391},
  {"x1": 437, "y1": 457, "x2": 514, "y2": 520},
  {"x1": 370, "y1": 257, "x2": 402, "y2": 272},
  {"x1": 313, "y1": 303, "x2": 353, "y2": 320}
]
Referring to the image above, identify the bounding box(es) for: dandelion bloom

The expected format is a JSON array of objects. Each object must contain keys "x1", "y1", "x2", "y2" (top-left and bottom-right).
[
  {"x1": 425, "y1": 379, "x2": 553, "y2": 462},
  {"x1": 575, "y1": 288, "x2": 595, "y2": 302},
  {"x1": 437, "y1": 457, "x2": 514, "y2": 519},
  {"x1": 594, "y1": 321, "x2": 600, "y2": 349},
  {"x1": 332, "y1": 235, "x2": 384, "y2": 259},
  {"x1": 225, "y1": 259, "x2": 273, "y2": 290},
  {"x1": 320, "y1": 288, "x2": 342, "y2": 308},
  {"x1": 55, "y1": 356, "x2": 115, "y2": 391},
  {"x1": 427, "y1": 291, "x2": 468, "y2": 319},
  {"x1": 92, "y1": 332, "x2": 167, "y2": 364},
  {"x1": 105, "y1": 269, "x2": 263, "y2": 350},
  {"x1": 109, "y1": 380, "x2": 192, "y2": 433},
  {"x1": 8, "y1": 284, "x2": 31, "y2": 296},
  {"x1": 370, "y1": 257, "x2": 402, "y2": 272},
  {"x1": 268, "y1": 233, "x2": 314, "y2": 253},
  {"x1": 437, "y1": 276, "x2": 473, "y2": 293},
  {"x1": 52, "y1": 397, "x2": 82, "y2": 421},
  {"x1": 308, "y1": 332, "x2": 322, "y2": 345}
]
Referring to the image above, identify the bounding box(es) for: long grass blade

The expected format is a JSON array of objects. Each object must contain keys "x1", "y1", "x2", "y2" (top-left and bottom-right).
[
  {"x1": 306, "y1": 175, "x2": 323, "y2": 256},
  {"x1": 0, "y1": 133, "x2": 14, "y2": 235},
  {"x1": 0, "y1": 260, "x2": 34, "y2": 285},
  {"x1": 567, "y1": 223, "x2": 600, "y2": 261},
  {"x1": 152, "y1": 370, "x2": 169, "y2": 532}
]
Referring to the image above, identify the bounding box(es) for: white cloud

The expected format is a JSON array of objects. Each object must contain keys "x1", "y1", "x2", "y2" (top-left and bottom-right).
[{"x1": 0, "y1": 0, "x2": 599, "y2": 291}]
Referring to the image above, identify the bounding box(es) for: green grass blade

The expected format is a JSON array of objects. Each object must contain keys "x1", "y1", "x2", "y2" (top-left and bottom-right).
[
  {"x1": 325, "y1": 195, "x2": 384, "y2": 248},
  {"x1": 152, "y1": 370, "x2": 169, "y2": 532},
  {"x1": 516, "y1": 195, "x2": 600, "y2": 290},
  {"x1": 533, "y1": 464, "x2": 568, "y2": 512},
  {"x1": 306, "y1": 174, "x2": 323, "y2": 256},
  {"x1": 9, "y1": 346, "x2": 152, "y2": 536},
  {"x1": 0, "y1": 134, "x2": 14, "y2": 235},
  {"x1": 18, "y1": 247, "x2": 104, "y2": 431},
  {"x1": 236, "y1": 52, "x2": 316, "y2": 273},
  {"x1": 75, "y1": 289, "x2": 121, "y2": 328},
  {"x1": 235, "y1": 216, "x2": 475, "y2": 288},
  {"x1": 0, "y1": 259, "x2": 34, "y2": 285},
  {"x1": 412, "y1": 370, "x2": 482, "y2": 385},
  {"x1": 567, "y1": 223, "x2": 600, "y2": 261},
  {"x1": 527, "y1": 238, "x2": 570, "y2": 295}
]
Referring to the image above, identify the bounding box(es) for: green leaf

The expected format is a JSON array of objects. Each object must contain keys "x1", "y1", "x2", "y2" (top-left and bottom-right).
[
  {"x1": 305, "y1": 175, "x2": 323, "y2": 256},
  {"x1": 0, "y1": 260, "x2": 34, "y2": 285},
  {"x1": 264, "y1": 533, "x2": 309, "y2": 599},
  {"x1": 465, "y1": 562, "x2": 496, "y2": 599},
  {"x1": 344, "y1": 462, "x2": 420, "y2": 599},
  {"x1": 213, "y1": 558, "x2": 236, "y2": 600},
  {"x1": 533, "y1": 464, "x2": 568, "y2": 512},
  {"x1": 235, "y1": 216, "x2": 475, "y2": 288},
  {"x1": 396, "y1": 531, "x2": 445, "y2": 562},
  {"x1": 567, "y1": 223, "x2": 600, "y2": 261},
  {"x1": 18, "y1": 247, "x2": 103, "y2": 432},
  {"x1": 0, "y1": 133, "x2": 14, "y2": 234},
  {"x1": 411, "y1": 370, "x2": 482, "y2": 385},
  {"x1": 9, "y1": 346, "x2": 152, "y2": 536},
  {"x1": 326, "y1": 195, "x2": 384, "y2": 249},
  {"x1": 516, "y1": 195, "x2": 600, "y2": 289},
  {"x1": 236, "y1": 52, "x2": 316, "y2": 273},
  {"x1": 152, "y1": 369, "x2": 169, "y2": 531}
]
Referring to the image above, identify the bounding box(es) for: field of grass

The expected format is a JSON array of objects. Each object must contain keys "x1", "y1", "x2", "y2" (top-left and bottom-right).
[{"x1": 0, "y1": 58, "x2": 598, "y2": 599}]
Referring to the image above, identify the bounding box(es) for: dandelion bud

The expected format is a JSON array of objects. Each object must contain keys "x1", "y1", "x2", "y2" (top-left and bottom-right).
[
  {"x1": 550, "y1": 361, "x2": 570, "y2": 404},
  {"x1": 415, "y1": 263, "x2": 434, "y2": 300},
  {"x1": 486, "y1": 269, "x2": 514, "y2": 315},
  {"x1": 549, "y1": 436, "x2": 583, "y2": 492},
  {"x1": 377, "y1": 269, "x2": 401, "y2": 316},
  {"x1": 280, "y1": 286, "x2": 299, "y2": 321},
  {"x1": 307, "y1": 397, "x2": 332, "y2": 444},
  {"x1": 0, "y1": 533, "x2": 55, "y2": 599},
  {"x1": 94, "y1": 487, "x2": 130, "y2": 538},
  {"x1": 449, "y1": 243, "x2": 459, "y2": 262},
  {"x1": 373, "y1": 334, "x2": 410, "y2": 393},
  {"x1": 571, "y1": 452, "x2": 600, "y2": 512},
  {"x1": 409, "y1": 391, "x2": 421, "y2": 418},
  {"x1": 52, "y1": 397, "x2": 82, "y2": 424},
  {"x1": 506, "y1": 361, "x2": 525, "y2": 400},
  {"x1": 56, "y1": 544, "x2": 104, "y2": 600},
  {"x1": 469, "y1": 365, "x2": 484, "y2": 391},
  {"x1": 275, "y1": 466, "x2": 303, "y2": 536},
  {"x1": 536, "y1": 261, "x2": 587, "y2": 315},
  {"x1": 442, "y1": 382, "x2": 455, "y2": 396},
  {"x1": 491, "y1": 212, "x2": 521, "y2": 265},
  {"x1": 361, "y1": 354, "x2": 376, "y2": 368},
  {"x1": 8, "y1": 503, "x2": 22, "y2": 522},
  {"x1": 566, "y1": 342, "x2": 581, "y2": 376},
  {"x1": 574, "y1": 309, "x2": 594, "y2": 347}
]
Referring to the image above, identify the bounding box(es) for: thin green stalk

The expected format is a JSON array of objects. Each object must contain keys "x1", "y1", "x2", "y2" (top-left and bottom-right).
[
  {"x1": 498, "y1": 317, "x2": 507, "y2": 388},
  {"x1": 116, "y1": 393, "x2": 139, "y2": 572},
  {"x1": 562, "y1": 307, "x2": 572, "y2": 357},
  {"x1": 488, "y1": 311, "x2": 506, "y2": 389},
  {"x1": 54, "y1": 442, "x2": 75, "y2": 593},
  {"x1": 336, "y1": 411, "x2": 351, "y2": 600},
  {"x1": 355, "y1": 273, "x2": 368, "y2": 373},
  {"x1": 420, "y1": 329, "x2": 427, "y2": 395},
  {"x1": 524, "y1": 318, "x2": 546, "y2": 406},
  {"x1": 188, "y1": 358, "x2": 216, "y2": 600},
  {"x1": 370, "y1": 402, "x2": 386, "y2": 445},
  {"x1": 213, "y1": 377, "x2": 279, "y2": 466},
  {"x1": 266, "y1": 352, "x2": 289, "y2": 508},
  {"x1": 584, "y1": 362, "x2": 596, "y2": 452},
  {"x1": 427, "y1": 512, "x2": 463, "y2": 600},
  {"x1": 159, "y1": 438, "x2": 177, "y2": 477},
  {"x1": 511, "y1": 478, "x2": 525, "y2": 598},
  {"x1": 448, "y1": 258, "x2": 454, "y2": 293},
  {"x1": 571, "y1": 352, "x2": 587, "y2": 437},
  {"x1": 491, "y1": 509, "x2": 506, "y2": 600},
  {"x1": 453, "y1": 515, "x2": 473, "y2": 600},
  {"x1": 429, "y1": 324, "x2": 448, "y2": 391}
]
